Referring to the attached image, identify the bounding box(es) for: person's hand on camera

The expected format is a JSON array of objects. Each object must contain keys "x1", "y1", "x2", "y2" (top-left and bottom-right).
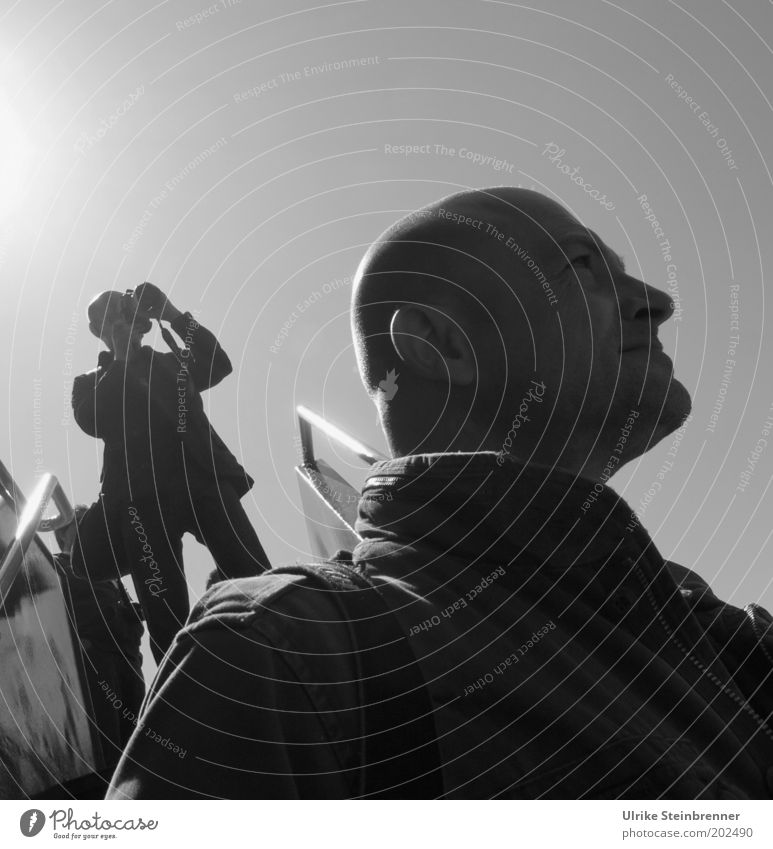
[{"x1": 134, "y1": 281, "x2": 182, "y2": 323}]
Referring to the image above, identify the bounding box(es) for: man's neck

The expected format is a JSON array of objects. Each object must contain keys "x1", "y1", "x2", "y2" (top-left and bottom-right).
[{"x1": 108, "y1": 340, "x2": 144, "y2": 363}]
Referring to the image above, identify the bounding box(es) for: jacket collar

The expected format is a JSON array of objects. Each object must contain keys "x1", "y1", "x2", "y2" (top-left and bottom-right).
[
  {"x1": 352, "y1": 452, "x2": 657, "y2": 576},
  {"x1": 97, "y1": 349, "x2": 114, "y2": 368},
  {"x1": 97, "y1": 345, "x2": 155, "y2": 369}
]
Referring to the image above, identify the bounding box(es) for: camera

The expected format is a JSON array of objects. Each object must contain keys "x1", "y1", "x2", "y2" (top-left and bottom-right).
[
  {"x1": 119, "y1": 289, "x2": 138, "y2": 320},
  {"x1": 119, "y1": 289, "x2": 153, "y2": 333}
]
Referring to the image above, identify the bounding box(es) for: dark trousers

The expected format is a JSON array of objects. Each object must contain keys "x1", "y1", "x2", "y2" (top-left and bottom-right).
[
  {"x1": 82, "y1": 647, "x2": 145, "y2": 767},
  {"x1": 121, "y1": 484, "x2": 270, "y2": 664}
]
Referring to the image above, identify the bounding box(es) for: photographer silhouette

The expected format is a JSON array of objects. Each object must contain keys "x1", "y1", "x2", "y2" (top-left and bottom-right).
[{"x1": 73, "y1": 283, "x2": 270, "y2": 663}]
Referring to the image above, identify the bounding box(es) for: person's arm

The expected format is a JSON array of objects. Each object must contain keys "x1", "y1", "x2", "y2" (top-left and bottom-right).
[
  {"x1": 170, "y1": 309, "x2": 232, "y2": 391},
  {"x1": 106, "y1": 614, "x2": 352, "y2": 799},
  {"x1": 134, "y1": 282, "x2": 232, "y2": 391}
]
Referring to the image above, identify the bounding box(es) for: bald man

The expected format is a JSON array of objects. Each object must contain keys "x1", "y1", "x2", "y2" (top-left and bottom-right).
[
  {"x1": 109, "y1": 190, "x2": 773, "y2": 800},
  {"x1": 73, "y1": 283, "x2": 270, "y2": 665}
]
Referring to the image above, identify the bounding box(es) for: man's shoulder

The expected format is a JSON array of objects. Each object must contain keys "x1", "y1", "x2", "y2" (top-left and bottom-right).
[
  {"x1": 184, "y1": 563, "x2": 363, "y2": 636},
  {"x1": 666, "y1": 559, "x2": 773, "y2": 632},
  {"x1": 73, "y1": 367, "x2": 100, "y2": 383},
  {"x1": 664, "y1": 560, "x2": 712, "y2": 597},
  {"x1": 73, "y1": 350, "x2": 122, "y2": 382}
]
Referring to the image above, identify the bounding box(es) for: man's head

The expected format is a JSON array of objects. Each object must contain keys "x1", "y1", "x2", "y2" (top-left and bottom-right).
[
  {"x1": 87, "y1": 290, "x2": 152, "y2": 349},
  {"x1": 351, "y1": 187, "x2": 691, "y2": 479}
]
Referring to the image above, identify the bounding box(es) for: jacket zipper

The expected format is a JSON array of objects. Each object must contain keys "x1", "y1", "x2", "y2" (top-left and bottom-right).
[
  {"x1": 745, "y1": 603, "x2": 773, "y2": 668},
  {"x1": 635, "y1": 566, "x2": 773, "y2": 744},
  {"x1": 363, "y1": 475, "x2": 404, "y2": 489}
]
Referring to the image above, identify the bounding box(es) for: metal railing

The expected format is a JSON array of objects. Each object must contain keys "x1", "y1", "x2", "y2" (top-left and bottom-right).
[
  {"x1": 297, "y1": 405, "x2": 387, "y2": 467},
  {"x1": 0, "y1": 466, "x2": 74, "y2": 604},
  {"x1": 0, "y1": 457, "x2": 25, "y2": 511},
  {"x1": 294, "y1": 407, "x2": 387, "y2": 557}
]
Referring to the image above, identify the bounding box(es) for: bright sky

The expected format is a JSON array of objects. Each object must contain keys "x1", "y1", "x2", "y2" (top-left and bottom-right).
[{"x1": 2, "y1": 0, "x2": 772, "y2": 678}]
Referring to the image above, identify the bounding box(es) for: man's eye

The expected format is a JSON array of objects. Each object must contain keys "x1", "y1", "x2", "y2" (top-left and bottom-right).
[{"x1": 570, "y1": 255, "x2": 592, "y2": 270}]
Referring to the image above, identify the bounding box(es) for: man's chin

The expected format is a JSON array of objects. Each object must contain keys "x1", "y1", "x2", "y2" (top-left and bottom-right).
[
  {"x1": 626, "y1": 353, "x2": 691, "y2": 415},
  {"x1": 608, "y1": 361, "x2": 691, "y2": 454},
  {"x1": 667, "y1": 379, "x2": 691, "y2": 421},
  {"x1": 643, "y1": 375, "x2": 692, "y2": 444}
]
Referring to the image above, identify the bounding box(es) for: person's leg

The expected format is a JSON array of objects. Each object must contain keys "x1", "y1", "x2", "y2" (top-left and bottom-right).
[
  {"x1": 121, "y1": 499, "x2": 190, "y2": 664},
  {"x1": 79, "y1": 649, "x2": 125, "y2": 769},
  {"x1": 188, "y1": 484, "x2": 271, "y2": 579},
  {"x1": 83, "y1": 648, "x2": 145, "y2": 763},
  {"x1": 114, "y1": 655, "x2": 146, "y2": 747},
  {"x1": 112, "y1": 587, "x2": 147, "y2": 746}
]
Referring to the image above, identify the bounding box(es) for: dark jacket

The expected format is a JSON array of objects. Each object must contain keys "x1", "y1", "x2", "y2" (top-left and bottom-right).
[
  {"x1": 72, "y1": 311, "x2": 253, "y2": 501},
  {"x1": 107, "y1": 452, "x2": 773, "y2": 799}
]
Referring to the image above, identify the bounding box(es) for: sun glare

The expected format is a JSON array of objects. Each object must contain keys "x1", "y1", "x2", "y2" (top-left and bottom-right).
[{"x1": 0, "y1": 87, "x2": 33, "y2": 223}]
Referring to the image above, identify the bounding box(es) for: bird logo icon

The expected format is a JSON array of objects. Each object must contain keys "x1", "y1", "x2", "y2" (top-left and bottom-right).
[
  {"x1": 378, "y1": 369, "x2": 399, "y2": 401},
  {"x1": 19, "y1": 809, "x2": 46, "y2": 837}
]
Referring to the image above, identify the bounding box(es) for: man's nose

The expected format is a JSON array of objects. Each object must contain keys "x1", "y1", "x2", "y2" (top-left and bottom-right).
[{"x1": 618, "y1": 274, "x2": 674, "y2": 327}]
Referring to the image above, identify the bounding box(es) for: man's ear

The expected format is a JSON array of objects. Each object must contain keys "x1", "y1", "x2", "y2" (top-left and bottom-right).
[{"x1": 390, "y1": 304, "x2": 475, "y2": 386}]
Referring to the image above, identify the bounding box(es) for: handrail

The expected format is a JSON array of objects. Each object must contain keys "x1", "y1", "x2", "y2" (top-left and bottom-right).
[
  {"x1": 0, "y1": 474, "x2": 74, "y2": 604},
  {"x1": 0, "y1": 458, "x2": 74, "y2": 534},
  {"x1": 296, "y1": 405, "x2": 388, "y2": 466},
  {"x1": 0, "y1": 457, "x2": 25, "y2": 510},
  {"x1": 37, "y1": 479, "x2": 75, "y2": 533}
]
